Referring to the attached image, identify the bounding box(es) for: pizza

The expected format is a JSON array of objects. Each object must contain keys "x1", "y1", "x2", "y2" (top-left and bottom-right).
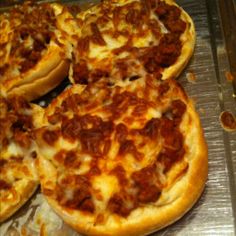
[
  {"x1": 0, "y1": 1, "x2": 74, "y2": 101},
  {"x1": 0, "y1": 95, "x2": 43, "y2": 222},
  {"x1": 69, "y1": 0, "x2": 195, "y2": 85},
  {"x1": 0, "y1": 0, "x2": 207, "y2": 234},
  {"x1": 35, "y1": 76, "x2": 208, "y2": 236}
]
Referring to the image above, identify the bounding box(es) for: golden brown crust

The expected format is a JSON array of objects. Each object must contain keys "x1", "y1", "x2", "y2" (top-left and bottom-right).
[
  {"x1": 36, "y1": 78, "x2": 207, "y2": 236},
  {"x1": 0, "y1": 181, "x2": 38, "y2": 223},
  {"x1": 7, "y1": 58, "x2": 70, "y2": 101}
]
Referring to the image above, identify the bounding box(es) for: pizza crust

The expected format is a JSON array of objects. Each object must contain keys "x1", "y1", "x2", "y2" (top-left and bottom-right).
[
  {"x1": 0, "y1": 181, "x2": 38, "y2": 223},
  {"x1": 5, "y1": 57, "x2": 70, "y2": 102}
]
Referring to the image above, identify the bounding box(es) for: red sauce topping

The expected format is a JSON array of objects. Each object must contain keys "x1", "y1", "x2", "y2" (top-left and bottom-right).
[
  {"x1": 79, "y1": 128, "x2": 105, "y2": 155},
  {"x1": 61, "y1": 94, "x2": 84, "y2": 112},
  {"x1": 119, "y1": 139, "x2": 143, "y2": 160},
  {"x1": 67, "y1": 4, "x2": 81, "y2": 16},
  {"x1": 138, "y1": 184, "x2": 160, "y2": 203},
  {"x1": 11, "y1": 114, "x2": 33, "y2": 132},
  {"x1": 62, "y1": 114, "x2": 113, "y2": 155},
  {"x1": 90, "y1": 23, "x2": 106, "y2": 46},
  {"x1": 115, "y1": 123, "x2": 128, "y2": 142},
  {"x1": 158, "y1": 148, "x2": 185, "y2": 172},
  {"x1": 73, "y1": 60, "x2": 89, "y2": 84},
  {"x1": 172, "y1": 100, "x2": 186, "y2": 118},
  {"x1": 158, "y1": 81, "x2": 170, "y2": 96},
  {"x1": 110, "y1": 165, "x2": 127, "y2": 185},
  {"x1": 57, "y1": 175, "x2": 94, "y2": 213},
  {"x1": 13, "y1": 130, "x2": 32, "y2": 148},
  {"x1": 132, "y1": 164, "x2": 158, "y2": 187},
  {"x1": 42, "y1": 129, "x2": 59, "y2": 145},
  {"x1": 86, "y1": 159, "x2": 101, "y2": 177},
  {"x1": 0, "y1": 64, "x2": 9, "y2": 76},
  {"x1": 126, "y1": 9, "x2": 141, "y2": 26},
  {"x1": 0, "y1": 180, "x2": 11, "y2": 190},
  {"x1": 47, "y1": 108, "x2": 65, "y2": 125},
  {"x1": 161, "y1": 118, "x2": 183, "y2": 151},
  {"x1": 61, "y1": 115, "x2": 82, "y2": 140},
  {"x1": 0, "y1": 96, "x2": 34, "y2": 149},
  {"x1": 76, "y1": 36, "x2": 90, "y2": 56},
  {"x1": 54, "y1": 150, "x2": 81, "y2": 169},
  {"x1": 133, "y1": 166, "x2": 162, "y2": 203},
  {"x1": 139, "y1": 118, "x2": 160, "y2": 138},
  {"x1": 107, "y1": 192, "x2": 137, "y2": 217},
  {"x1": 9, "y1": 96, "x2": 31, "y2": 112},
  {"x1": 108, "y1": 164, "x2": 162, "y2": 216},
  {"x1": 155, "y1": 2, "x2": 186, "y2": 34},
  {"x1": 0, "y1": 159, "x2": 7, "y2": 168}
]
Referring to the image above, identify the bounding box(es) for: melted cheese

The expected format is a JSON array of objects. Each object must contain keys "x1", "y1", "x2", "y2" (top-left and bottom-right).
[
  {"x1": 5, "y1": 142, "x2": 23, "y2": 157},
  {"x1": 23, "y1": 36, "x2": 34, "y2": 49},
  {"x1": 93, "y1": 174, "x2": 119, "y2": 210}
]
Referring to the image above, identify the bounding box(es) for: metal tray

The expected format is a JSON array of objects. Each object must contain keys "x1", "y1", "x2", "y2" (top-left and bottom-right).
[{"x1": 0, "y1": 0, "x2": 236, "y2": 235}]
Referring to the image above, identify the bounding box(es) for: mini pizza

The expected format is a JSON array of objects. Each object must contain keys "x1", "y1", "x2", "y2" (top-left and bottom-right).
[
  {"x1": 69, "y1": 0, "x2": 195, "y2": 85},
  {"x1": 0, "y1": 95, "x2": 43, "y2": 222},
  {"x1": 35, "y1": 76, "x2": 207, "y2": 236},
  {"x1": 0, "y1": 1, "x2": 74, "y2": 101}
]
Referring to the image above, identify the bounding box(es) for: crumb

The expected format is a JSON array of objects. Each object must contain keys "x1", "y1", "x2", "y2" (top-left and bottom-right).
[
  {"x1": 186, "y1": 71, "x2": 196, "y2": 83},
  {"x1": 198, "y1": 108, "x2": 205, "y2": 115},
  {"x1": 225, "y1": 71, "x2": 234, "y2": 82},
  {"x1": 40, "y1": 223, "x2": 46, "y2": 236},
  {"x1": 21, "y1": 226, "x2": 27, "y2": 236},
  {"x1": 219, "y1": 111, "x2": 236, "y2": 132}
]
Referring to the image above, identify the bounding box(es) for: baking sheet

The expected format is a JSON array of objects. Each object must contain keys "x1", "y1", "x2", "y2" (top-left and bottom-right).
[{"x1": 0, "y1": 0, "x2": 236, "y2": 235}]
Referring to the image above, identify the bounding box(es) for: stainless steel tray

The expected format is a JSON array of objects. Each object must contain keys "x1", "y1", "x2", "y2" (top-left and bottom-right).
[{"x1": 0, "y1": 0, "x2": 236, "y2": 235}]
